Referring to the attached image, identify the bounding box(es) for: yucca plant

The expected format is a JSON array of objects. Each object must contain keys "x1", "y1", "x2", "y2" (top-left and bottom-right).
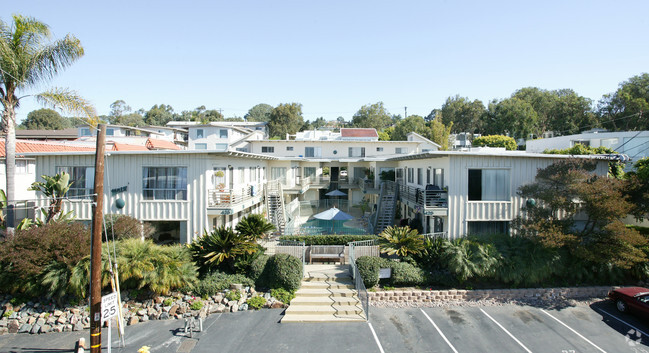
[
  {"x1": 378, "y1": 226, "x2": 425, "y2": 257},
  {"x1": 235, "y1": 213, "x2": 275, "y2": 241},
  {"x1": 441, "y1": 238, "x2": 499, "y2": 282},
  {"x1": 145, "y1": 245, "x2": 197, "y2": 295},
  {"x1": 189, "y1": 226, "x2": 259, "y2": 275}
]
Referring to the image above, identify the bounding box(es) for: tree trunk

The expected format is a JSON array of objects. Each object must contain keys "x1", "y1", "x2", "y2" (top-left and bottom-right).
[{"x1": 4, "y1": 106, "x2": 16, "y2": 234}]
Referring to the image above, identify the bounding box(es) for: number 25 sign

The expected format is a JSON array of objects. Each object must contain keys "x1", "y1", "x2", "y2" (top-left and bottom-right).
[{"x1": 101, "y1": 292, "x2": 119, "y2": 322}]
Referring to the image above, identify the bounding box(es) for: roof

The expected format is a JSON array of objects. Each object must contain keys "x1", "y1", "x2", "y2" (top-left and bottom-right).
[
  {"x1": 112, "y1": 143, "x2": 149, "y2": 151},
  {"x1": 340, "y1": 128, "x2": 378, "y2": 138},
  {"x1": 146, "y1": 138, "x2": 181, "y2": 150},
  {"x1": 387, "y1": 148, "x2": 624, "y2": 161},
  {"x1": 14, "y1": 128, "x2": 78, "y2": 140},
  {"x1": 0, "y1": 139, "x2": 94, "y2": 157}
]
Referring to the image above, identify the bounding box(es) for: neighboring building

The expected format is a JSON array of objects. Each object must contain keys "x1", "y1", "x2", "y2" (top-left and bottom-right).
[
  {"x1": 164, "y1": 121, "x2": 268, "y2": 152},
  {"x1": 13, "y1": 128, "x2": 79, "y2": 141}
]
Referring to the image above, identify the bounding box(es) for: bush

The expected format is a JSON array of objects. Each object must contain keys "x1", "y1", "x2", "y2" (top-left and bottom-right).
[
  {"x1": 190, "y1": 300, "x2": 203, "y2": 310},
  {"x1": 188, "y1": 227, "x2": 260, "y2": 275},
  {"x1": 472, "y1": 135, "x2": 517, "y2": 150},
  {"x1": 356, "y1": 256, "x2": 389, "y2": 288},
  {"x1": 163, "y1": 298, "x2": 174, "y2": 307},
  {"x1": 247, "y1": 296, "x2": 266, "y2": 310},
  {"x1": 103, "y1": 215, "x2": 154, "y2": 241},
  {"x1": 0, "y1": 222, "x2": 90, "y2": 297},
  {"x1": 270, "y1": 288, "x2": 295, "y2": 304},
  {"x1": 389, "y1": 262, "x2": 424, "y2": 286},
  {"x1": 191, "y1": 272, "x2": 254, "y2": 298},
  {"x1": 225, "y1": 290, "x2": 241, "y2": 301},
  {"x1": 279, "y1": 234, "x2": 377, "y2": 245},
  {"x1": 248, "y1": 254, "x2": 270, "y2": 287},
  {"x1": 266, "y1": 254, "x2": 303, "y2": 292}
]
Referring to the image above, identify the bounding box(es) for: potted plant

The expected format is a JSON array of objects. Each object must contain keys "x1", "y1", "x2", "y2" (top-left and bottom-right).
[{"x1": 214, "y1": 170, "x2": 225, "y2": 178}]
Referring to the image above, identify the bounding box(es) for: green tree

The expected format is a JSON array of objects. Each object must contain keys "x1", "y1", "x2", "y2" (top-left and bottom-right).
[
  {"x1": 624, "y1": 157, "x2": 649, "y2": 220},
  {"x1": 268, "y1": 103, "x2": 304, "y2": 138},
  {"x1": 472, "y1": 135, "x2": 517, "y2": 150},
  {"x1": 598, "y1": 73, "x2": 649, "y2": 131},
  {"x1": 235, "y1": 213, "x2": 275, "y2": 241},
  {"x1": 0, "y1": 14, "x2": 95, "y2": 231},
  {"x1": 391, "y1": 115, "x2": 426, "y2": 141},
  {"x1": 378, "y1": 126, "x2": 393, "y2": 141},
  {"x1": 421, "y1": 119, "x2": 453, "y2": 150},
  {"x1": 440, "y1": 95, "x2": 486, "y2": 133},
  {"x1": 515, "y1": 160, "x2": 647, "y2": 268},
  {"x1": 20, "y1": 108, "x2": 70, "y2": 130},
  {"x1": 351, "y1": 102, "x2": 392, "y2": 131},
  {"x1": 144, "y1": 104, "x2": 175, "y2": 126},
  {"x1": 484, "y1": 98, "x2": 538, "y2": 139},
  {"x1": 244, "y1": 103, "x2": 273, "y2": 122}
]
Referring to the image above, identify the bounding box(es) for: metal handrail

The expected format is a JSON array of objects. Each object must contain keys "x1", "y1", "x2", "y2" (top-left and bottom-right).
[{"x1": 348, "y1": 239, "x2": 379, "y2": 321}]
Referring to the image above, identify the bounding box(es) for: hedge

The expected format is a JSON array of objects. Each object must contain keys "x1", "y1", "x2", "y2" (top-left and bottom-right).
[
  {"x1": 356, "y1": 256, "x2": 425, "y2": 288},
  {"x1": 472, "y1": 135, "x2": 517, "y2": 151},
  {"x1": 279, "y1": 234, "x2": 377, "y2": 245},
  {"x1": 356, "y1": 256, "x2": 389, "y2": 288}
]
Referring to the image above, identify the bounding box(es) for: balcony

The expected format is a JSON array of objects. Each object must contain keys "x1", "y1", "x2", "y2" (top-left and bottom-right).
[
  {"x1": 398, "y1": 183, "x2": 448, "y2": 216},
  {"x1": 208, "y1": 184, "x2": 263, "y2": 211},
  {"x1": 283, "y1": 176, "x2": 331, "y2": 194}
]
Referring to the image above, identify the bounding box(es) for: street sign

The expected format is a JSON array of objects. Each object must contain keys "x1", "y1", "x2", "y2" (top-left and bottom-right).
[{"x1": 101, "y1": 292, "x2": 119, "y2": 322}]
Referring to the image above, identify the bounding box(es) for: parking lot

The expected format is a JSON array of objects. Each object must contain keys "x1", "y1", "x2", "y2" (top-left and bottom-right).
[{"x1": 0, "y1": 299, "x2": 647, "y2": 352}]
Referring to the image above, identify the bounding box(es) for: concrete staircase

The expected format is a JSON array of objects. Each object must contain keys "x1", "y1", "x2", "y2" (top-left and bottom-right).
[{"x1": 281, "y1": 265, "x2": 366, "y2": 323}]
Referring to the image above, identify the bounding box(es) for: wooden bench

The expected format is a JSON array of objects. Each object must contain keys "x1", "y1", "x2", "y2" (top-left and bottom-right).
[{"x1": 309, "y1": 245, "x2": 345, "y2": 264}]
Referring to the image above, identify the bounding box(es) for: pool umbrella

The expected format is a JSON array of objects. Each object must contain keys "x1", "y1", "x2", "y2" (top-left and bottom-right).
[
  {"x1": 325, "y1": 189, "x2": 347, "y2": 197},
  {"x1": 313, "y1": 207, "x2": 353, "y2": 233}
]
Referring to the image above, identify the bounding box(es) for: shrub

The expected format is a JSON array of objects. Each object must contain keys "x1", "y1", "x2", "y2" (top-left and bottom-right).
[
  {"x1": 163, "y1": 298, "x2": 174, "y2": 307},
  {"x1": 188, "y1": 227, "x2": 259, "y2": 275},
  {"x1": 389, "y1": 262, "x2": 424, "y2": 286},
  {"x1": 2, "y1": 309, "x2": 12, "y2": 318},
  {"x1": 378, "y1": 226, "x2": 425, "y2": 257},
  {"x1": 190, "y1": 299, "x2": 203, "y2": 310},
  {"x1": 270, "y1": 288, "x2": 295, "y2": 304},
  {"x1": 441, "y1": 238, "x2": 500, "y2": 282},
  {"x1": 248, "y1": 254, "x2": 270, "y2": 286},
  {"x1": 0, "y1": 222, "x2": 90, "y2": 296},
  {"x1": 356, "y1": 256, "x2": 389, "y2": 288},
  {"x1": 266, "y1": 254, "x2": 303, "y2": 292},
  {"x1": 279, "y1": 234, "x2": 377, "y2": 245},
  {"x1": 191, "y1": 272, "x2": 254, "y2": 298},
  {"x1": 103, "y1": 215, "x2": 154, "y2": 241},
  {"x1": 235, "y1": 214, "x2": 275, "y2": 241},
  {"x1": 472, "y1": 135, "x2": 517, "y2": 150},
  {"x1": 247, "y1": 296, "x2": 266, "y2": 310},
  {"x1": 225, "y1": 290, "x2": 241, "y2": 302}
]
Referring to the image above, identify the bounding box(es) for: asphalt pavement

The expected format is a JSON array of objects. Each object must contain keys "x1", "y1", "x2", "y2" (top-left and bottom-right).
[{"x1": 0, "y1": 300, "x2": 647, "y2": 353}]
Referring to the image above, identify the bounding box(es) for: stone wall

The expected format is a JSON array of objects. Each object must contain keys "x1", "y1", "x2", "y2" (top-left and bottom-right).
[{"x1": 368, "y1": 286, "x2": 615, "y2": 305}]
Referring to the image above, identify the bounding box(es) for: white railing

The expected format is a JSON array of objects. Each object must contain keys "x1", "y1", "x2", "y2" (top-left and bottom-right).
[
  {"x1": 207, "y1": 184, "x2": 262, "y2": 207},
  {"x1": 465, "y1": 201, "x2": 512, "y2": 221}
]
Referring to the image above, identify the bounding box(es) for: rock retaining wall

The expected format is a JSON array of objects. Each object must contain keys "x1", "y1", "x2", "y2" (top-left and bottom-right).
[{"x1": 369, "y1": 286, "x2": 615, "y2": 305}]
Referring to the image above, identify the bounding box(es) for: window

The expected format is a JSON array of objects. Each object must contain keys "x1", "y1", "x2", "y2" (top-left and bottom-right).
[
  {"x1": 396, "y1": 147, "x2": 408, "y2": 154},
  {"x1": 468, "y1": 169, "x2": 510, "y2": 201},
  {"x1": 570, "y1": 140, "x2": 589, "y2": 147},
  {"x1": 407, "y1": 168, "x2": 414, "y2": 183},
  {"x1": 271, "y1": 167, "x2": 286, "y2": 182},
  {"x1": 196, "y1": 129, "x2": 204, "y2": 138},
  {"x1": 57, "y1": 166, "x2": 95, "y2": 198},
  {"x1": 195, "y1": 143, "x2": 207, "y2": 150},
  {"x1": 142, "y1": 167, "x2": 188, "y2": 200},
  {"x1": 376, "y1": 147, "x2": 383, "y2": 152},
  {"x1": 249, "y1": 167, "x2": 257, "y2": 182},
  {"x1": 238, "y1": 167, "x2": 246, "y2": 183},
  {"x1": 16, "y1": 160, "x2": 33, "y2": 174},
  {"x1": 213, "y1": 167, "x2": 226, "y2": 188},
  {"x1": 348, "y1": 147, "x2": 365, "y2": 157},
  {"x1": 468, "y1": 221, "x2": 509, "y2": 236},
  {"x1": 106, "y1": 128, "x2": 115, "y2": 136},
  {"x1": 262, "y1": 146, "x2": 274, "y2": 153},
  {"x1": 287, "y1": 146, "x2": 294, "y2": 151},
  {"x1": 303, "y1": 167, "x2": 316, "y2": 179},
  {"x1": 220, "y1": 129, "x2": 228, "y2": 138},
  {"x1": 80, "y1": 128, "x2": 91, "y2": 136},
  {"x1": 417, "y1": 168, "x2": 423, "y2": 185},
  {"x1": 305, "y1": 147, "x2": 322, "y2": 158}
]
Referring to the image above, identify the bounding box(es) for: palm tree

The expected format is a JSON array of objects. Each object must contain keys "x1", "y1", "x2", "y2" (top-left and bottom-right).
[
  {"x1": 189, "y1": 226, "x2": 259, "y2": 274},
  {"x1": 378, "y1": 226, "x2": 425, "y2": 257},
  {"x1": 235, "y1": 213, "x2": 276, "y2": 241},
  {"x1": 0, "y1": 14, "x2": 95, "y2": 232}
]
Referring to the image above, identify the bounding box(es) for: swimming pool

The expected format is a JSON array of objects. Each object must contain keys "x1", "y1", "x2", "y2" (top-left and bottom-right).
[{"x1": 298, "y1": 218, "x2": 369, "y2": 235}]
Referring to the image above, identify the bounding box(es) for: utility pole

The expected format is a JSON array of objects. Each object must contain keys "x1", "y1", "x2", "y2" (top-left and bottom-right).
[
  {"x1": 90, "y1": 124, "x2": 106, "y2": 353},
  {"x1": 404, "y1": 106, "x2": 407, "y2": 119}
]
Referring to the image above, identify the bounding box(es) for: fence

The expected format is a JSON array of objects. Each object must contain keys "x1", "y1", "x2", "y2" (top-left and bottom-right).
[
  {"x1": 348, "y1": 239, "x2": 379, "y2": 321},
  {"x1": 421, "y1": 232, "x2": 449, "y2": 241}
]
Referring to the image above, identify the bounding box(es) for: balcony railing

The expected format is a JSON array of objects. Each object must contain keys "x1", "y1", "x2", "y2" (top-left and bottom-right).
[
  {"x1": 398, "y1": 183, "x2": 448, "y2": 209},
  {"x1": 208, "y1": 184, "x2": 263, "y2": 207}
]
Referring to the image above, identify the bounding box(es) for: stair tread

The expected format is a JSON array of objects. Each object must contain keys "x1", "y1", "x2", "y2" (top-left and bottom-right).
[
  {"x1": 285, "y1": 305, "x2": 362, "y2": 313},
  {"x1": 281, "y1": 314, "x2": 366, "y2": 323},
  {"x1": 291, "y1": 296, "x2": 360, "y2": 305}
]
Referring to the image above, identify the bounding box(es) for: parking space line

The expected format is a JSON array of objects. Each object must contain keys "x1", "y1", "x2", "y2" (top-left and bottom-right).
[
  {"x1": 594, "y1": 307, "x2": 649, "y2": 337},
  {"x1": 419, "y1": 308, "x2": 459, "y2": 353},
  {"x1": 540, "y1": 309, "x2": 607, "y2": 353},
  {"x1": 479, "y1": 308, "x2": 533, "y2": 353},
  {"x1": 367, "y1": 322, "x2": 385, "y2": 353}
]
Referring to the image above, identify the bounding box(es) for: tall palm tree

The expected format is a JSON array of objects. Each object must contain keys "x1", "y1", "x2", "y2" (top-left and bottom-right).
[{"x1": 0, "y1": 14, "x2": 95, "y2": 232}]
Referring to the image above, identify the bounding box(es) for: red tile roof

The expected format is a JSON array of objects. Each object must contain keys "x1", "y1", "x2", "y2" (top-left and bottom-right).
[
  {"x1": 0, "y1": 139, "x2": 94, "y2": 157},
  {"x1": 340, "y1": 128, "x2": 378, "y2": 138},
  {"x1": 146, "y1": 138, "x2": 181, "y2": 150},
  {"x1": 112, "y1": 143, "x2": 149, "y2": 151}
]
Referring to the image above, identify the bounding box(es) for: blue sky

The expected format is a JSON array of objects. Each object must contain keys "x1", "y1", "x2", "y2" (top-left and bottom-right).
[{"x1": 4, "y1": 0, "x2": 649, "y2": 123}]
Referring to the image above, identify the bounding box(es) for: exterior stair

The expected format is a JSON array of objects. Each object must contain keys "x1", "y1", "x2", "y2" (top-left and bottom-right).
[
  {"x1": 265, "y1": 180, "x2": 286, "y2": 234},
  {"x1": 281, "y1": 265, "x2": 366, "y2": 322}
]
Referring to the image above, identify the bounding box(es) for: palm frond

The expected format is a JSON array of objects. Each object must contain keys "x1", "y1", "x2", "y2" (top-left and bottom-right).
[{"x1": 36, "y1": 88, "x2": 97, "y2": 124}]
